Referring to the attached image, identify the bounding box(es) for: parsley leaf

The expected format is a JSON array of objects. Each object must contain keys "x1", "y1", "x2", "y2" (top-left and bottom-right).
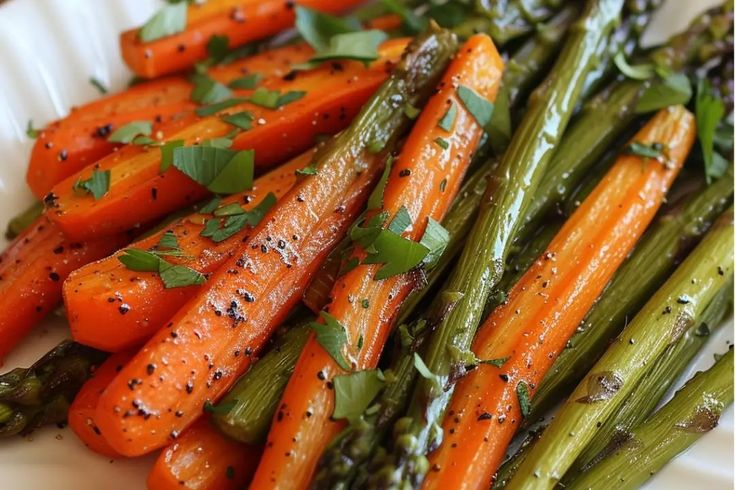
[
  {"x1": 26, "y1": 120, "x2": 39, "y2": 139},
  {"x1": 362, "y1": 230, "x2": 429, "y2": 280},
  {"x1": 419, "y1": 217, "x2": 449, "y2": 269},
  {"x1": 438, "y1": 102, "x2": 457, "y2": 131},
  {"x1": 380, "y1": 0, "x2": 427, "y2": 34},
  {"x1": 228, "y1": 73, "x2": 262, "y2": 90},
  {"x1": 457, "y1": 85, "x2": 494, "y2": 129},
  {"x1": 191, "y1": 74, "x2": 234, "y2": 105},
  {"x1": 613, "y1": 52, "x2": 654, "y2": 80},
  {"x1": 173, "y1": 145, "x2": 254, "y2": 194},
  {"x1": 387, "y1": 205, "x2": 412, "y2": 234},
  {"x1": 108, "y1": 121, "x2": 153, "y2": 144},
  {"x1": 118, "y1": 248, "x2": 161, "y2": 272},
  {"x1": 295, "y1": 6, "x2": 361, "y2": 51},
  {"x1": 89, "y1": 77, "x2": 108, "y2": 94},
  {"x1": 221, "y1": 111, "x2": 253, "y2": 131},
  {"x1": 367, "y1": 157, "x2": 393, "y2": 210},
  {"x1": 332, "y1": 369, "x2": 385, "y2": 423},
  {"x1": 413, "y1": 352, "x2": 441, "y2": 390},
  {"x1": 200, "y1": 193, "x2": 276, "y2": 242},
  {"x1": 158, "y1": 260, "x2": 206, "y2": 289},
  {"x1": 139, "y1": 2, "x2": 187, "y2": 43},
  {"x1": 404, "y1": 102, "x2": 421, "y2": 120},
  {"x1": 479, "y1": 356, "x2": 509, "y2": 368},
  {"x1": 158, "y1": 230, "x2": 179, "y2": 250},
  {"x1": 516, "y1": 380, "x2": 531, "y2": 418},
  {"x1": 308, "y1": 30, "x2": 388, "y2": 66},
  {"x1": 206, "y1": 34, "x2": 230, "y2": 64},
  {"x1": 310, "y1": 311, "x2": 350, "y2": 370},
  {"x1": 635, "y1": 73, "x2": 692, "y2": 114},
  {"x1": 195, "y1": 98, "x2": 247, "y2": 117},
  {"x1": 118, "y1": 232, "x2": 205, "y2": 289},
  {"x1": 295, "y1": 165, "x2": 318, "y2": 176},
  {"x1": 696, "y1": 79, "x2": 728, "y2": 183},
  {"x1": 624, "y1": 141, "x2": 664, "y2": 159},
  {"x1": 72, "y1": 169, "x2": 110, "y2": 200},
  {"x1": 249, "y1": 87, "x2": 306, "y2": 109},
  {"x1": 434, "y1": 137, "x2": 449, "y2": 150},
  {"x1": 159, "y1": 139, "x2": 185, "y2": 173}
]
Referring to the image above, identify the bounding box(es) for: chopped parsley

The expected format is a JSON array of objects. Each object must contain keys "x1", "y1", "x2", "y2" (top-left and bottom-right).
[
  {"x1": 72, "y1": 169, "x2": 110, "y2": 200},
  {"x1": 438, "y1": 102, "x2": 457, "y2": 131},
  {"x1": 89, "y1": 77, "x2": 108, "y2": 94},
  {"x1": 696, "y1": 79, "x2": 729, "y2": 183},
  {"x1": 624, "y1": 141, "x2": 664, "y2": 159},
  {"x1": 160, "y1": 140, "x2": 185, "y2": 172},
  {"x1": 332, "y1": 369, "x2": 385, "y2": 423},
  {"x1": 310, "y1": 311, "x2": 350, "y2": 370},
  {"x1": 191, "y1": 74, "x2": 234, "y2": 105},
  {"x1": 172, "y1": 145, "x2": 254, "y2": 194},
  {"x1": 434, "y1": 137, "x2": 449, "y2": 150},
  {"x1": 138, "y1": 2, "x2": 187, "y2": 43},
  {"x1": 516, "y1": 380, "x2": 532, "y2": 418},
  {"x1": 228, "y1": 73, "x2": 262, "y2": 90},
  {"x1": 26, "y1": 120, "x2": 39, "y2": 139},
  {"x1": 457, "y1": 85, "x2": 494, "y2": 129},
  {"x1": 118, "y1": 233, "x2": 205, "y2": 289},
  {"x1": 200, "y1": 193, "x2": 276, "y2": 242},
  {"x1": 613, "y1": 52, "x2": 654, "y2": 80},
  {"x1": 635, "y1": 73, "x2": 692, "y2": 114},
  {"x1": 108, "y1": 121, "x2": 153, "y2": 144},
  {"x1": 221, "y1": 111, "x2": 254, "y2": 131}
]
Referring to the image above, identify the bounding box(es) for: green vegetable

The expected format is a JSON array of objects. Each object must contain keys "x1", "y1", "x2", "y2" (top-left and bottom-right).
[
  {"x1": 507, "y1": 207, "x2": 733, "y2": 490},
  {"x1": 438, "y1": 102, "x2": 457, "y2": 131},
  {"x1": 457, "y1": 85, "x2": 494, "y2": 129},
  {"x1": 613, "y1": 51, "x2": 654, "y2": 80},
  {"x1": 568, "y1": 348, "x2": 734, "y2": 490},
  {"x1": 5, "y1": 201, "x2": 43, "y2": 240},
  {"x1": 635, "y1": 73, "x2": 692, "y2": 113},
  {"x1": 194, "y1": 98, "x2": 246, "y2": 117},
  {"x1": 433, "y1": 137, "x2": 449, "y2": 150},
  {"x1": 88, "y1": 77, "x2": 108, "y2": 94},
  {"x1": 249, "y1": 87, "x2": 306, "y2": 109},
  {"x1": 308, "y1": 30, "x2": 388, "y2": 66},
  {"x1": 418, "y1": 218, "x2": 449, "y2": 269},
  {"x1": 310, "y1": 312, "x2": 350, "y2": 370},
  {"x1": 200, "y1": 193, "x2": 276, "y2": 242},
  {"x1": 138, "y1": 1, "x2": 187, "y2": 43},
  {"x1": 529, "y1": 172, "x2": 734, "y2": 422},
  {"x1": 118, "y1": 232, "x2": 205, "y2": 289},
  {"x1": 72, "y1": 169, "x2": 110, "y2": 200},
  {"x1": 190, "y1": 74, "x2": 233, "y2": 105},
  {"x1": 221, "y1": 111, "x2": 253, "y2": 130},
  {"x1": 159, "y1": 139, "x2": 184, "y2": 172},
  {"x1": 696, "y1": 78, "x2": 728, "y2": 183},
  {"x1": 172, "y1": 145, "x2": 254, "y2": 194},
  {"x1": 294, "y1": 5, "x2": 361, "y2": 52},
  {"x1": 332, "y1": 370, "x2": 385, "y2": 422},
  {"x1": 205, "y1": 34, "x2": 229, "y2": 64},
  {"x1": 212, "y1": 323, "x2": 311, "y2": 444},
  {"x1": 362, "y1": 229, "x2": 429, "y2": 280},
  {"x1": 26, "y1": 120, "x2": 39, "y2": 139},
  {"x1": 516, "y1": 381, "x2": 531, "y2": 418},
  {"x1": 624, "y1": 141, "x2": 664, "y2": 159},
  {"x1": 107, "y1": 120, "x2": 152, "y2": 144},
  {"x1": 228, "y1": 73, "x2": 262, "y2": 90},
  {"x1": 0, "y1": 341, "x2": 106, "y2": 437}
]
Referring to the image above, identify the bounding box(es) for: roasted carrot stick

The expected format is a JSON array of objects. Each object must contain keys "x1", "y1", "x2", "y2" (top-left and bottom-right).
[
  {"x1": 65, "y1": 151, "x2": 306, "y2": 352},
  {"x1": 46, "y1": 40, "x2": 408, "y2": 241},
  {"x1": 147, "y1": 419, "x2": 261, "y2": 490},
  {"x1": 68, "y1": 351, "x2": 133, "y2": 457},
  {"x1": 27, "y1": 43, "x2": 315, "y2": 198},
  {"x1": 0, "y1": 217, "x2": 129, "y2": 363},
  {"x1": 250, "y1": 33, "x2": 504, "y2": 490},
  {"x1": 121, "y1": 0, "x2": 364, "y2": 78},
  {"x1": 91, "y1": 28, "x2": 456, "y2": 457},
  {"x1": 423, "y1": 105, "x2": 697, "y2": 490}
]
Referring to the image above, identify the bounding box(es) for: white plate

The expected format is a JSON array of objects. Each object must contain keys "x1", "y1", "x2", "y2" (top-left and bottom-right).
[{"x1": 0, "y1": 1, "x2": 731, "y2": 489}]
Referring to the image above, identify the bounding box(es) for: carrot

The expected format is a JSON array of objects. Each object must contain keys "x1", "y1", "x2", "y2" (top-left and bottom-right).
[
  {"x1": 250, "y1": 33, "x2": 504, "y2": 490},
  {"x1": 68, "y1": 351, "x2": 134, "y2": 457},
  {"x1": 422, "y1": 105, "x2": 697, "y2": 490},
  {"x1": 46, "y1": 40, "x2": 408, "y2": 241},
  {"x1": 0, "y1": 217, "x2": 128, "y2": 363},
  {"x1": 27, "y1": 43, "x2": 315, "y2": 198},
  {"x1": 65, "y1": 151, "x2": 306, "y2": 352},
  {"x1": 147, "y1": 419, "x2": 261, "y2": 490},
  {"x1": 120, "y1": 0, "x2": 364, "y2": 78},
  {"x1": 91, "y1": 28, "x2": 457, "y2": 457},
  {"x1": 365, "y1": 13, "x2": 404, "y2": 31}
]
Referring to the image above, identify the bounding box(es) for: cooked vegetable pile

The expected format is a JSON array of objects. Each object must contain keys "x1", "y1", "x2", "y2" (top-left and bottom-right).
[{"x1": 1, "y1": 0, "x2": 733, "y2": 489}]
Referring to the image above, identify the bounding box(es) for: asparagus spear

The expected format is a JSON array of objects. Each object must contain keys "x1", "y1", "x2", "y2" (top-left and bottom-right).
[
  {"x1": 570, "y1": 281, "x2": 733, "y2": 475},
  {"x1": 474, "y1": 0, "x2": 564, "y2": 46},
  {"x1": 4, "y1": 201, "x2": 43, "y2": 240},
  {"x1": 0, "y1": 340, "x2": 106, "y2": 437},
  {"x1": 507, "y1": 206, "x2": 734, "y2": 490},
  {"x1": 568, "y1": 347, "x2": 734, "y2": 490},
  {"x1": 372, "y1": 1, "x2": 625, "y2": 486},
  {"x1": 493, "y1": 427, "x2": 547, "y2": 489},
  {"x1": 529, "y1": 171, "x2": 734, "y2": 421},
  {"x1": 522, "y1": 0, "x2": 734, "y2": 234},
  {"x1": 211, "y1": 323, "x2": 310, "y2": 444}
]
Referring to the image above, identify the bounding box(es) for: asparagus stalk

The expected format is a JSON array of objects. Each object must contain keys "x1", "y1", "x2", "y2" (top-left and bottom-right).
[
  {"x1": 493, "y1": 427, "x2": 547, "y2": 490},
  {"x1": 474, "y1": 0, "x2": 564, "y2": 46},
  {"x1": 211, "y1": 323, "x2": 310, "y2": 444},
  {"x1": 529, "y1": 171, "x2": 734, "y2": 421},
  {"x1": 507, "y1": 206, "x2": 734, "y2": 490},
  {"x1": 570, "y1": 281, "x2": 733, "y2": 475},
  {"x1": 522, "y1": 1, "x2": 734, "y2": 233},
  {"x1": 372, "y1": 2, "x2": 625, "y2": 486},
  {"x1": 4, "y1": 201, "x2": 43, "y2": 240},
  {"x1": 568, "y1": 347, "x2": 734, "y2": 490},
  {"x1": 0, "y1": 340, "x2": 106, "y2": 437}
]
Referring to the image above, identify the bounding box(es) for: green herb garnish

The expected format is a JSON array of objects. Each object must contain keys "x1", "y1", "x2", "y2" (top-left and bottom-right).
[
  {"x1": 72, "y1": 169, "x2": 110, "y2": 200},
  {"x1": 138, "y1": 2, "x2": 187, "y2": 43}
]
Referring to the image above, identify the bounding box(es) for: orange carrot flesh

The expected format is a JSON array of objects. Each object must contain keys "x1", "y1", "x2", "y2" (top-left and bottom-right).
[
  {"x1": 68, "y1": 351, "x2": 134, "y2": 457},
  {"x1": 250, "y1": 34, "x2": 505, "y2": 490},
  {"x1": 65, "y1": 151, "x2": 306, "y2": 353},
  {"x1": 423, "y1": 106, "x2": 696, "y2": 490},
  {"x1": 92, "y1": 120, "x2": 388, "y2": 456},
  {"x1": 46, "y1": 41, "x2": 407, "y2": 241},
  {"x1": 147, "y1": 419, "x2": 261, "y2": 490},
  {"x1": 0, "y1": 217, "x2": 129, "y2": 363},
  {"x1": 27, "y1": 43, "x2": 315, "y2": 199},
  {"x1": 121, "y1": 0, "x2": 364, "y2": 78}
]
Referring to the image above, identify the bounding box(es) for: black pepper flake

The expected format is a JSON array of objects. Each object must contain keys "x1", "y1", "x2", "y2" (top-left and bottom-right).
[
  {"x1": 398, "y1": 169, "x2": 411, "y2": 177},
  {"x1": 53, "y1": 245, "x2": 64, "y2": 254},
  {"x1": 477, "y1": 412, "x2": 492, "y2": 421},
  {"x1": 718, "y1": 266, "x2": 725, "y2": 276},
  {"x1": 213, "y1": 370, "x2": 223, "y2": 380},
  {"x1": 185, "y1": 381, "x2": 194, "y2": 394},
  {"x1": 662, "y1": 305, "x2": 672, "y2": 315},
  {"x1": 127, "y1": 378, "x2": 141, "y2": 390},
  {"x1": 317, "y1": 371, "x2": 326, "y2": 380},
  {"x1": 499, "y1": 374, "x2": 509, "y2": 382},
  {"x1": 95, "y1": 124, "x2": 113, "y2": 138},
  {"x1": 58, "y1": 149, "x2": 68, "y2": 161},
  {"x1": 177, "y1": 44, "x2": 186, "y2": 52},
  {"x1": 151, "y1": 188, "x2": 158, "y2": 200},
  {"x1": 119, "y1": 304, "x2": 130, "y2": 315},
  {"x1": 43, "y1": 192, "x2": 59, "y2": 208},
  {"x1": 146, "y1": 364, "x2": 156, "y2": 375},
  {"x1": 48, "y1": 272, "x2": 60, "y2": 282},
  {"x1": 676, "y1": 295, "x2": 691, "y2": 304},
  {"x1": 305, "y1": 410, "x2": 312, "y2": 417},
  {"x1": 175, "y1": 410, "x2": 184, "y2": 418}
]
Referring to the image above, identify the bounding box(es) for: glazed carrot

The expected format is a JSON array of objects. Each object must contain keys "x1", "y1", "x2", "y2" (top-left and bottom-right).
[
  {"x1": 92, "y1": 29, "x2": 455, "y2": 457},
  {"x1": 121, "y1": 0, "x2": 364, "y2": 78},
  {"x1": 46, "y1": 40, "x2": 408, "y2": 240},
  {"x1": 0, "y1": 217, "x2": 128, "y2": 363},
  {"x1": 27, "y1": 43, "x2": 315, "y2": 198},
  {"x1": 65, "y1": 151, "x2": 307, "y2": 352},
  {"x1": 423, "y1": 105, "x2": 696, "y2": 490},
  {"x1": 251, "y1": 33, "x2": 504, "y2": 490},
  {"x1": 68, "y1": 351, "x2": 134, "y2": 457},
  {"x1": 147, "y1": 419, "x2": 261, "y2": 490}
]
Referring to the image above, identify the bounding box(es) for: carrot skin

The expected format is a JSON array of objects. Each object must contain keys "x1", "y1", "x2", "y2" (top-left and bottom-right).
[
  {"x1": 68, "y1": 351, "x2": 134, "y2": 457},
  {"x1": 65, "y1": 152, "x2": 306, "y2": 352},
  {"x1": 251, "y1": 34, "x2": 504, "y2": 490},
  {"x1": 46, "y1": 42, "x2": 407, "y2": 240},
  {"x1": 423, "y1": 106, "x2": 697, "y2": 490},
  {"x1": 26, "y1": 43, "x2": 315, "y2": 198},
  {"x1": 121, "y1": 0, "x2": 364, "y2": 78},
  {"x1": 0, "y1": 216, "x2": 128, "y2": 363},
  {"x1": 147, "y1": 419, "x2": 261, "y2": 490}
]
